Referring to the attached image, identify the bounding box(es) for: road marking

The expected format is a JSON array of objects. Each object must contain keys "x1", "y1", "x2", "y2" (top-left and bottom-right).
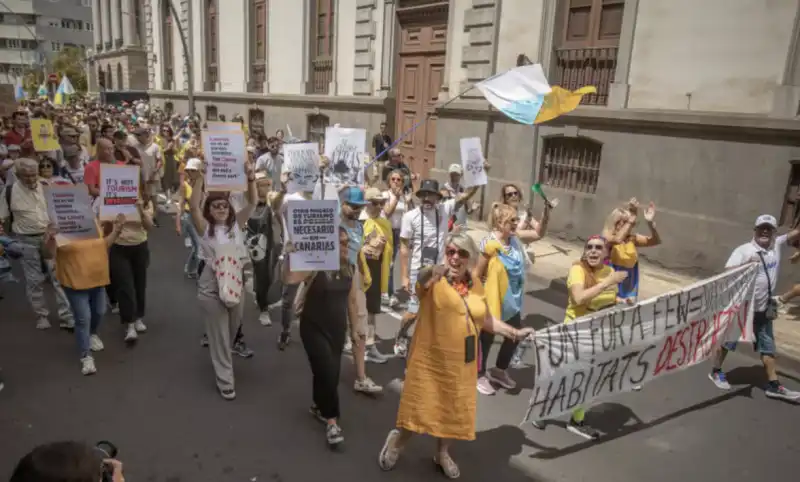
[{"x1": 380, "y1": 307, "x2": 403, "y2": 321}]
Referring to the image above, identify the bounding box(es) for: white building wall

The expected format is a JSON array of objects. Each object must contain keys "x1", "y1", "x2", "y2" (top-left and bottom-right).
[
  {"x1": 217, "y1": 0, "x2": 248, "y2": 92},
  {"x1": 495, "y1": 0, "x2": 545, "y2": 73},
  {"x1": 335, "y1": 0, "x2": 356, "y2": 96},
  {"x1": 445, "y1": 0, "x2": 468, "y2": 97},
  {"x1": 148, "y1": 0, "x2": 163, "y2": 90},
  {"x1": 628, "y1": 0, "x2": 797, "y2": 114},
  {"x1": 190, "y1": 1, "x2": 204, "y2": 91},
  {"x1": 268, "y1": 0, "x2": 307, "y2": 95}
]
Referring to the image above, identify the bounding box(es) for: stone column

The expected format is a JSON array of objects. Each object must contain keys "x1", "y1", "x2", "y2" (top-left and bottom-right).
[
  {"x1": 110, "y1": 0, "x2": 122, "y2": 48},
  {"x1": 121, "y1": 0, "x2": 135, "y2": 46},
  {"x1": 92, "y1": 0, "x2": 103, "y2": 50},
  {"x1": 379, "y1": 0, "x2": 395, "y2": 93},
  {"x1": 102, "y1": 0, "x2": 112, "y2": 47},
  {"x1": 608, "y1": 0, "x2": 640, "y2": 109}
]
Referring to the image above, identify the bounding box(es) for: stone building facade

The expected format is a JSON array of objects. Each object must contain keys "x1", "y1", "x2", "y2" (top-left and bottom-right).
[
  {"x1": 87, "y1": 0, "x2": 149, "y2": 92},
  {"x1": 100, "y1": 0, "x2": 800, "y2": 286}
]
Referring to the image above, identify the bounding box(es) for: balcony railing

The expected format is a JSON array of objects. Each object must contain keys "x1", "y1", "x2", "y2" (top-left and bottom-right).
[
  {"x1": 309, "y1": 58, "x2": 332, "y2": 95},
  {"x1": 553, "y1": 47, "x2": 617, "y2": 106}
]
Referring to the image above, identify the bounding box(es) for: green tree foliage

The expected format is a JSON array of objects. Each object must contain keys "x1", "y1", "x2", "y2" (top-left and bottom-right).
[{"x1": 22, "y1": 46, "x2": 87, "y2": 96}]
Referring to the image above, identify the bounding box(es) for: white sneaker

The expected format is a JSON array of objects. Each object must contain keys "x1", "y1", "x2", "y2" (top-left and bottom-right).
[
  {"x1": 124, "y1": 325, "x2": 138, "y2": 342},
  {"x1": 89, "y1": 334, "x2": 104, "y2": 352},
  {"x1": 259, "y1": 311, "x2": 272, "y2": 326},
  {"x1": 80, "y1": 356, "x2": 97, "y2": 376},
  {"x1": 134, "y1": 319, "x2": 147, "y2": 333},
  {"x1": 36, "y1": 317, "x2": 51, "y2": 330}
]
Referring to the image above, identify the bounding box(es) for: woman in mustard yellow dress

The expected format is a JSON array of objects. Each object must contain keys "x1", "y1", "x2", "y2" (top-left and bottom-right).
[{"x1": 378, "y1": 231, "x2": 534, "y2": 479}]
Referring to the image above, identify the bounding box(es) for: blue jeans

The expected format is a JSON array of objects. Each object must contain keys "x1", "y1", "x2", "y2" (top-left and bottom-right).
[
  {"x1": 722, "y1": 311, "x2": 775, "y2": 356},
  {"x1": 181, "y1": 212, "x2": 201, "y2": 276},
  {"x1": 64, "y1": 286, "x2": 107, "y2": 358},
  {"x1": 387, "y1": 228, "x2": 400, "y2": 295}
]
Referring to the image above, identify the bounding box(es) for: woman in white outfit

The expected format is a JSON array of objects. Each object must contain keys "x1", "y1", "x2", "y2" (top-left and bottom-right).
[{"x1": 188, "y1": 162, "x2": 257, "y2": 400}]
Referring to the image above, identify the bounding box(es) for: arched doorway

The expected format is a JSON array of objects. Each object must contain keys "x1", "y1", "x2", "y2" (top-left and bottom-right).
[
  {"x1": 97, "y1": 65, "x2": 105, "y2": 90},
  {"x1": 106, "y1": 68, "x2": 112, "y2": 91},
  {"x1": 116, "y1": 63, "x2": 123, "y2": 90}
]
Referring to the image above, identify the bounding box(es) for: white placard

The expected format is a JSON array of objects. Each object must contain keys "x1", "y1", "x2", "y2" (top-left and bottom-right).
[
  {"x1": 525, "y1": 264, "x2": 757, "y2": 423},
  {"x1": 459, "y1": 137, "x2": 487, "y2": 187},
  {"x1": 283, "y1": 143, "x2": 321, "y2": 194},
  {"x1": 323, "y1": 127, "x2": 366, "y2": 189},
  {"x1": 44, "y1": 184, "x2": 99, "y2": 245},
  {"x1": 205, "y1": 121, "x2": 242, "y2": 132},
  {"x1": 99, "y1": 164, "x2": 140, "y2": 221},
  {"x1": 203, "y1": 130, "x2": 248, "y2": 191},
  {"x1": 287, "y1": 199, "x2": 340, "y2": 271}
]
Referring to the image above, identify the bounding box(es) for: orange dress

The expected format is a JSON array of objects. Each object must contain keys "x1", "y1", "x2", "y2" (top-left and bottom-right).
[{"x1": 395, "y1": 275, "x2": 486, "y2": 440}]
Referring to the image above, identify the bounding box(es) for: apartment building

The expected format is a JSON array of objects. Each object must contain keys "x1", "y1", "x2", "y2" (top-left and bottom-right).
[
  {"x1": 0, "y1": 0, "x2": 93, "y2": 85},
  {"x1": 121, "y1": 0, "x2": 800, "y2": 285}
]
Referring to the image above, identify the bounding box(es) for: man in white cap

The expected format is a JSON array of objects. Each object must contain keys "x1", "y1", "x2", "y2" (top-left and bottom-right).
[{"x1": 709, "y1": 214, "x2": 800, "y2": 400}]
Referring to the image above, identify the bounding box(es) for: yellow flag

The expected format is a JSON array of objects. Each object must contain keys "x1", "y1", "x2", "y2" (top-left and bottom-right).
[
  {"x1": 535, "y1": 86, "x2": 597, "y2": 124},
  {"x1": 54, "y1": 92, "x2": 64, "y2": 106},
  {"x1": 31, "y1": 119, "x2": 61, "y2": 151}
]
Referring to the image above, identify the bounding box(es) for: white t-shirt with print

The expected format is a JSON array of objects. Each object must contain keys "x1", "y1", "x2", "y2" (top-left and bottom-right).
[
  {"x1": 385, "y1": 190, "x2": 407, "y2": 230},
  {"x1": 725, "y1": 234, "x2": 787, "y2": 312},
  {"x1": 399, "y1": 199, "x2": 456, "y2": 281}
]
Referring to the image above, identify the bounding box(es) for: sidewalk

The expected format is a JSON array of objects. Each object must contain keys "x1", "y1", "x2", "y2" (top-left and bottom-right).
[{"x1": 465, "y1": 221, "x2": 800, "y2": 363}]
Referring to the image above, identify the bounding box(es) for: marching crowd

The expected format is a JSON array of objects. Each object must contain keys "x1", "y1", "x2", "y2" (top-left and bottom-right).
[{"x1": 1, "y1": 96, "x2": 799, "y2": 480}]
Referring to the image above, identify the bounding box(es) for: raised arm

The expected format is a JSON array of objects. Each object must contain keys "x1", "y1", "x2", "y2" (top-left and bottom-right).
[{"x1": 189, "y1": 174, "x2": 207, "y2": 234}]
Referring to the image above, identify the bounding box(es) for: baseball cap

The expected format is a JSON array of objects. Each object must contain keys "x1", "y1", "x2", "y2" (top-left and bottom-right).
[
  {"x1": 448, "y1": 163, "x2": 463, "y2": 174},
  {"x1": 755, "y1": 214, "x2": 778, "y2": 229},
  {"x1": 185, "y1": 158, "x2": 203, "y2": 171},
  {"x1": 340, "y1": 186, "x2": 367, "y2": 206}
]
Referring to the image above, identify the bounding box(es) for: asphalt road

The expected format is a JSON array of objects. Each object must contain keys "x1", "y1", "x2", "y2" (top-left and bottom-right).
[{"x1": 1, "y1": 217, "x2": 799, "y2": 481}]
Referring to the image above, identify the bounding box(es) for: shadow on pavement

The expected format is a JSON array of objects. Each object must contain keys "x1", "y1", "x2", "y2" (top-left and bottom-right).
[{"x1": 528, "y1": 386, "x2": 752, "y2": 460}]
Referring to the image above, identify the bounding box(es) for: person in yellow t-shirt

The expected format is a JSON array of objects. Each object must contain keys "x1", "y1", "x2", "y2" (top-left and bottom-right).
[
  {"x1": 558, "y1": 235, "x2": 627, "y2": 440},
  {"x1": 43, "y1": 214, "x2": 126, "y2": 377}
]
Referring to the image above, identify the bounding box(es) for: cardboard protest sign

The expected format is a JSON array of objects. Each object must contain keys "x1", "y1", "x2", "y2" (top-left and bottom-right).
[
  {"x1": 283, "y1": 143, "x2": 321, "y2": 194},
  {"x1": 287, "y1": 200, "x2": 340, "y2": 271},
  {"x1": 459, "y1": 137, "x2": 487, "y2": 187},
  {"x1": 99, "y1": 164, "x2": 141, "y2": 221},
  {"x1": 44, "y1": 184, "x2": 99, "y2": 245},
  {"x1": 323, "y1": 127, "x2": 366, "y2": 188},
  {"x1": 31, "y1": 119, "x2": 60, "y2": 152},
  {"x1": 525, "y1": 264, "x2": 757, "y2": 423},
  {"x1": 202, "y1": 130, "x2": 248, "y2": 191},
  {"x1": 205, "y1": 121, "x2": 242, "y2": 132}
]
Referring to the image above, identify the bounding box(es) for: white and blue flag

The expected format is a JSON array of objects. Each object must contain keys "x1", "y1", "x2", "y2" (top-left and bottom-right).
[{"x1": 475, "y1": 64, "x2": 552, "y2": 125}]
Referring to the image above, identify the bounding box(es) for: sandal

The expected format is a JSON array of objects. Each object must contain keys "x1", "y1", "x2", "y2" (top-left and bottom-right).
[
  {"x1": 433, "y1": 453, "x2": 460, "y2": 479},
  {"x1": 378, "y1": 429, "x2": 401, "y2": 471}
]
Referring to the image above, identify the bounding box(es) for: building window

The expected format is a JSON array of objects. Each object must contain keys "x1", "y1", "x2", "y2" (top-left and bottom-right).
[
  {"x1": 205, "y1": 0, "x2": 219, "y2": 90},
  {"x1": 48, "y1": 19, "x2": 59, "y2": 28},
  {"x1": 206, "y1": 105, "x2": 219, "y2": 121},
  {"x1": 249, "y1": 0, "x2": 268, "y2": 93},
  {"x1": 780, "y1": 161, "x2": 800, "y2": 227},
  {"x1": 86, "y1": 22, "x2": 93, "y2": 31},
  {"x1": 164, "y1": 102, "x2": 174, "y2": 115},
  {"x1": 308, "y1": 0, "x2": 334, "y2": 94},
  {"x1": 82, "y1": 0, "x2": 92, "y2": 6},
  {"x1": 248, "y1": 108, "x2": 265, "y2": 135},
  {"x1": 133, "y1": 0, "x2": 144, "y2": 45},
  {"x1": 307, "y1": 114, "x2": 329, "y2": 152},
  {"x1": 162, "y1": 0, "x2": 174, "y2": 90},
  {"x1": 539, "y1": 136, "x2": 602, "y2": 194},
  {"x1": 554, "y1": 0, "x2": 624, "y2": 106},
  {"x1": 51, "y1": 42, "x2": 62, "y2": 52}
]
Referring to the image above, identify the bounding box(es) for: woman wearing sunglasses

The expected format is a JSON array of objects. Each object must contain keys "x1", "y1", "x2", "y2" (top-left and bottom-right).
[
  {"x1": 362, "y1": 188, "x2": 393, "y2": 363},
  {"x1": 382, "y1": 168, "x2": 414, "y2": 307},
  {"x1": 378, "y1": 231, "x2": 534, "y2": 479},
  {"x1": 473, "y1": 203, "x2": 528, "y2": 395},
  {"x1": 498, "y1": 183, "x2": 553, "y2": 246},
  {"x1": 38, "y1": 156, "x2": 70, "y2": 186},
  {"x1": 552, "y1": 235, "x2": 627, "y2": 439},
  {"x1": 188, "y1": 160, "x2": 257, "y2": 400}
]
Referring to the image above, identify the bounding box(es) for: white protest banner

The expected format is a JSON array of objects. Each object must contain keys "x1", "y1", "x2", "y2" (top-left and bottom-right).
[
  {"x1": 525, "y1": 264, "x2": 757, "y2": 422},
  {"x1": 287, "y1": 199, "x2": 340, "y2": 271},
  {"x1": 202, "y1": 130, "x2": 248, "y2": 191},
  {"x1": 205, "y1": 121, "x2": 241, "y2": 132},
  {"x1": 283, "y1": 143, "x2": 321, "y2": 194},
  {"x1": 99, "y1": 164, "x2": 140, "y2": 221},
  {"x1": 44, "y1": 184, "x2": 99, "y2": 245},
  {"x1": 459, "y1": 137, "x2": 487, "y2": 187},
  {"x1": 323, "y1": 127, "x2": 366, "y2": 188}
]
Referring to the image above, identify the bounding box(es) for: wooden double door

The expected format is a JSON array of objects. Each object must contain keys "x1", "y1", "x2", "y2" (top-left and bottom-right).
[{"x1": 395, "y1": 15, "x2": 447, "y2": 182}]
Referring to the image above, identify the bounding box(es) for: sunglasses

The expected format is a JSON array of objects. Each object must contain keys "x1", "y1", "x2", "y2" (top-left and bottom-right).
[
  {"x1": 504, "y1": 191, "x2": 520, "y2": 198},
  {"x1": 345, "y1": 203, "x2": 364, "y2": 210},
  {"x1": 210, "y1": 201, "x2": 230, "y2": 210},
  {"x1": 445, "y1": 247, "x2": 470, "y2": 259},
  {"x1": 390, "y1": 177, "x2": 402, "y2": 182},
  {"x1": 585, "y1": 243, "x2": 605, "y2": 252},
  {"x1": 370, "y1": 201, "x2": 385, "y2": 207}
]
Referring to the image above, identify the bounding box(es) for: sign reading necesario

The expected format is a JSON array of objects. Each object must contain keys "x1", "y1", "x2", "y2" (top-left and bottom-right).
[
  {"x1": 525, "y1": 264, "x2": 757, "y2": 422},
  {"x1": 287, "y1": 199, "x2": 339, "y2": 271}
]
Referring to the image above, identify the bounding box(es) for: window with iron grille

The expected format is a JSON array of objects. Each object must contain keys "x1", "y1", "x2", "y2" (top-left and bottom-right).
[
  {"x1": 205, "y1": 0, "x2": 219, "y2": 90},
  {"x1": 539, "y1": 136, "x2": 602, "y2": 194},
  {"x1": 249, "y1": 0, "x2": 268, "y2": 93},
  {"x1": 307, "y1": 114, "x2": 329, "y2": 152},
  {"x1": 162, "y1": 0, "x2": 173, "y2": 90},
  {"x1": 206, "y1": 105, "x2": 219, "y2": 121},
  {"x1": 308, "y1": 0, "x2": 334, "y2": 95},
  {"x1": 249, "y1": 109, "x2": 265, "y2": 135},
  {"x1": 554, "y1": 0, "x2": 624, "y2": 106}
]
